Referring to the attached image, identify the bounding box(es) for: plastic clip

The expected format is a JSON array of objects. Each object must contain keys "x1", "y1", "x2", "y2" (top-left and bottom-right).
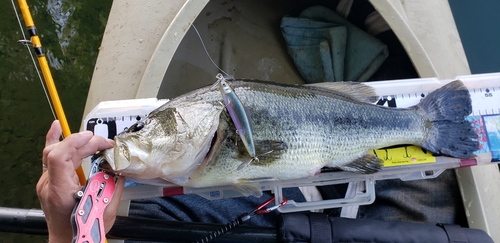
[{"x1": 71, "y1": 151, "x2": 117, "y2": 243}]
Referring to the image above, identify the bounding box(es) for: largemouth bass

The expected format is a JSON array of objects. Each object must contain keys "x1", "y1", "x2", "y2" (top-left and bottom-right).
[{"x1": 103, "y1": 80, "x2": 478, "y2": 196}]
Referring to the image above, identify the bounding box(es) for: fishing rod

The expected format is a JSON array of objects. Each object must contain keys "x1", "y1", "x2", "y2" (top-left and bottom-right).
[{"x1": 16, "y1": 0, "x2": 87, "y2": 186}]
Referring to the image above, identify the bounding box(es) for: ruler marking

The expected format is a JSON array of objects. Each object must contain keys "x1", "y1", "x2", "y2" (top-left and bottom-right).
[{"x1": 392, "y1": 86, "x2": 500, "y2": 116}]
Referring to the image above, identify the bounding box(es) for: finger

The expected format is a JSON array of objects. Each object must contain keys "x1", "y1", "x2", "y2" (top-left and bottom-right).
[
  {"x1": 42, "y1": 143, "x2": 59, "y2": 161},
  {"x1": 36, "y1": 172, "x2": 49, "y2": 198},
  {"x1": 47, "y1": 132, "x2": 114, "y2": 181},
  {"x1": 104, "y1": 176, "x2": 125, "y2": 233},
  {"x1": 42, "y1": 142, "x2": 61, "y2": 173},
  {"x1": 45, "y1": 120, "x2": 62, "y2": 147},
  {"x1": 72, "y1": 135, "x2": 115, "y2": 167},
  {"x1": 46, "y1": 131, "x2": 94, "y2": 182},
  {"x1": 42, "y1": 163, "x2": 48, "y2": 173},
  {"x1": 43, "y1": 121, "x2": 62, "y2": 173}
]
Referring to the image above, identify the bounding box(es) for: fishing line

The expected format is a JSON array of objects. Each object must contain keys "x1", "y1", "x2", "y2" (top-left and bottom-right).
[
  {"x1": 11, "y1": 0, "x2": 57, "y2": 120},
  {"x1": 194, "y1": 197, "x2": 287, "y2": 243},
  {"x1": 191, "y1": 24, "x2": 233, "y2": 79}
]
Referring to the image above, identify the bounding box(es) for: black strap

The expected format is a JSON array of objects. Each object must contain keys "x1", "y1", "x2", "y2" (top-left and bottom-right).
[
  {"x1": 438, "y1": 223, "x2": 469, "y2": 243},
  {"x1": 309, "y1": 213, "x2": 332, "y2": 243}
]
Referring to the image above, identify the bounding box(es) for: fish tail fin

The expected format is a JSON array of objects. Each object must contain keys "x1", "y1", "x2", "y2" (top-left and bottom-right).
[{"x1": 417, "y1": 80, "x2": 479, "y2": 158}]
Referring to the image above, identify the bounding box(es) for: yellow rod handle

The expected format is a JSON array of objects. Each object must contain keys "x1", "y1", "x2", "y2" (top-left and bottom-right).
[{"x1": 17, "y1": 0, "x2": 86, "y2": 186}]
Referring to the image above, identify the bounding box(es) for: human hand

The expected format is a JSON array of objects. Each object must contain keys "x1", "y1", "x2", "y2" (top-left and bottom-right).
[{"x1": 36, "y1": 120, "x2": 125, "y2": 243}]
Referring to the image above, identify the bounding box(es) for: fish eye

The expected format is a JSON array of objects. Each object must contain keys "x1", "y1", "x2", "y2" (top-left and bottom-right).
[{"x1": 132, "y1": 122, "x2": 144, "y2": 132}]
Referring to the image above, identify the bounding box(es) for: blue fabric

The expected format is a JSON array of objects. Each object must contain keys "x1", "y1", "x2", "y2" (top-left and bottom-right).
[
  {"x1": 128, "y1": 188, "x2": 306, "y2": 227},
  {"x1": 125, "y1": 189, "x2": 305, "y2": 242},
  {"x1": 281, "y1": 18, "x2": 346, "y2": 82},
  {"x1": 281, "y1": 6, "x2": 388, "y2": 83}
]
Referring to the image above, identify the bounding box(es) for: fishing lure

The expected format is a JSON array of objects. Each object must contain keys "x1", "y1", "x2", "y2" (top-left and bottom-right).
[
  {"x1": 216, "y1": 73, "x2": 259, "y2": 170},
  {"x1": 192, "y1": 24, "x2": 259, "y2": 169},
  {"x1": 192, "y1": 24, "x2": 266, "y2": 170}
]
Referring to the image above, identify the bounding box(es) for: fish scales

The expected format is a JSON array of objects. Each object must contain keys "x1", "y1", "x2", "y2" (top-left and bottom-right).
[{"x1": 103, "y1": 80, "x2": 478, "y2": 196}]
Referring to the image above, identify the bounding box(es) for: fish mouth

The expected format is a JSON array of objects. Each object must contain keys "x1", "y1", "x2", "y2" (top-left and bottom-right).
[
  {"x1": 199, "y1": 131, "x2": 218, "y2": 166},
  {"x1": 200, "y1": 126, "x2": 226, "y2": 167},
  {"x1": 201, "y1": 131, "x2": 219, "y2": 166},
  {"x1": 101, "y1": 147, "x2": 116, "y2": 170}
]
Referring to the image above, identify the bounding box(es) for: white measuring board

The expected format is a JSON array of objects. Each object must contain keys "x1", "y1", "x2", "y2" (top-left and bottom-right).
[{"x1": 83, "y1": 73, "x2": 500, "y2": 213}]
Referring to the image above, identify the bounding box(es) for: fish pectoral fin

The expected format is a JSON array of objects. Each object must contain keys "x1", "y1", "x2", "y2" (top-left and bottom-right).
[
  {"x1": 234, "y1": 178, "x2": 276, "y2": 197},
  {"x1": 338, "y1": 154, "x2": 382, "y2": 174}
]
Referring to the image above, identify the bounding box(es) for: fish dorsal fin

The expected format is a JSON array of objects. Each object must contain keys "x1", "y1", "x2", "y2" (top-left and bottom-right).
[
  {"x1": 305, "y1": 82, "x2": 379, "y2": 103},
  {"x1": 337, "y1": 153, "x2": 382, "y2": 174}
]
